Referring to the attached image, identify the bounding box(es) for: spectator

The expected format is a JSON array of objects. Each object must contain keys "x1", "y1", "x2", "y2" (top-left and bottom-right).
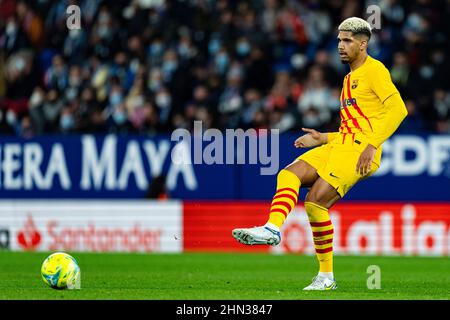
[
  {"x1": 44, "y1": 54, "x2": 68, "y2": 91},
  {"x1": 134, "y1": 101, "x2": 161, "y2": 134},
  {"x1": 16, "y1": 0, "x2": 44, "y2": 49},
  {"x1": 1, "y1": 15, "x2": 29, "y2": 57},
  {"x1": 0, "y1": 1, "x2": 448, "y2": 137},
  {"x1": 146, "y1": 175, "x2": 169, "y2": 200},
  {"x1": 397, "y1": 99, "x2": 427, "y2": 133},
  {"x1": 154, "y1": 86, "x2": 173, "y2": 126},
  {"x1": 432, "y1": 89, "x2": 450, "y2": 133},
  {"x1": 28, "y1": 86, "x2": 46, "y2": 134},
  {"x1": 59, "y1": 106, "x2": 77, "y2": 134},
  {"x1": 297, "y1": 66, "x2": 339, "y2": 129},
  {"x1": 0, "y1": 109, "x2": 15, "y2": 135},
  {"x1": 108, "y1": 102, "x2": 134, "y2": 134},
  {"x1": 42, "y1": 89, "x2": 64, "y2": 132},
  {"x1": 390, "y1": 51, "x2": 410, "y2": 91}
]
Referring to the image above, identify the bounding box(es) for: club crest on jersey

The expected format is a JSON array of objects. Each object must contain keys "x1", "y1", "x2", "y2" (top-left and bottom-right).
[{"x1": 351, "y1": 79, "x2": 358, "y2": 89}]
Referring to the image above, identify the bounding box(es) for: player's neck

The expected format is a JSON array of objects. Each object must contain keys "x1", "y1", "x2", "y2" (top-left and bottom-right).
[{"x1": 349, "y1": 52, "x2": 368, "y2": 73}]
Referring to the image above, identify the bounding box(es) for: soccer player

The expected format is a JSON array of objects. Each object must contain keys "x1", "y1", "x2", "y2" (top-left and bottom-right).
[{"x1": 232, "y1": 17, "x2": 408, "y2": 290}]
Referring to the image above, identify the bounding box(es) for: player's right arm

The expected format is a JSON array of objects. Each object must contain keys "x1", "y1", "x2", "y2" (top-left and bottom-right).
[{"x1": 294, "y1": 128, "x2": 338, "y2": 148}]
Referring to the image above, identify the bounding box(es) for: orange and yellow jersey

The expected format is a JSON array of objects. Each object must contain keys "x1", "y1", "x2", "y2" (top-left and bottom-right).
[{"x1": 338, "y1": 55, "x2": 400, "y2": 144}]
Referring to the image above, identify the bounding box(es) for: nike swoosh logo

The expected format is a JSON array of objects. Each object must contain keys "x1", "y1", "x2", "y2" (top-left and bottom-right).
[
  {"x1": 324, "y1": 281, "x2": 336, "y2": 290},
  {"x1": 264, "y1": 227, "x2": 280, "y2": 236},
  {"x1": 329, "y1": 172, "x2": 339, "y2": 179}
]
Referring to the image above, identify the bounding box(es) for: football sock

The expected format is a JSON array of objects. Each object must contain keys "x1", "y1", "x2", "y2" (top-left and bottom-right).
[
  {"x1": 266, "y1": 169, "x2": 300, "y2": 228},
  {"x1": 305, "y1": 201, "x2": 334, "y2": 273},
  {"x1": 318, "y1": 271, "x2": 334, "y2": 280}
]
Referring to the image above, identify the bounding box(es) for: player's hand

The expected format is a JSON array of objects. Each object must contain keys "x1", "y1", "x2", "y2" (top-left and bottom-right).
[
  {"x1": 356, "y1": 144, "x2": 377, "y2": 176},
  {"x1": 294, "y1": 128, "x2": 326, "y2": 148}
]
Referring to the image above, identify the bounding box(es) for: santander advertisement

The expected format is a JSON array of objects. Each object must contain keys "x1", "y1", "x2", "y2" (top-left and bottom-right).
[{"x1": 0, "y1": 201, "x2": 182, "y2": 253}]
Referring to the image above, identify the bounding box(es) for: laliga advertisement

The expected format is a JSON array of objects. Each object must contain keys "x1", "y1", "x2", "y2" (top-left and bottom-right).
[
  {"x1": 0, "y1": 201, "x2": 182, "y2": 253},
  {"x1": 184, "y1": 202, "x2": 450, "y2": 256}
]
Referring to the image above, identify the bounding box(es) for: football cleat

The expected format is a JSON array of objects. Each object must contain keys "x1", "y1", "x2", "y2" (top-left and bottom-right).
[
  {"x1": 303, "y1": 275, "x2": 337, "y2": 291},
  {"x1": 232, "y1": 226, "x2": 281, "y2": 246}
]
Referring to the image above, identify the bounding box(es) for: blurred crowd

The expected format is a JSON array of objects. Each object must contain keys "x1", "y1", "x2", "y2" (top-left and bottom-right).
[{"x1": 0, "y1": 0, "x2": 449, "y2": 138}]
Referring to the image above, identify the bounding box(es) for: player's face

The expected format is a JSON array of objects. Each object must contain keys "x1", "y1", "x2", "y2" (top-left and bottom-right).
[{"x1": 337, "y1": 31, "x2": 362, "y2": 64}]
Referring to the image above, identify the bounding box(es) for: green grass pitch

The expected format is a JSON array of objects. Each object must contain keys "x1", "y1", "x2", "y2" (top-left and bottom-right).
[{"x1": 0, "y1": 251, "x2": 448, "y2": 300}]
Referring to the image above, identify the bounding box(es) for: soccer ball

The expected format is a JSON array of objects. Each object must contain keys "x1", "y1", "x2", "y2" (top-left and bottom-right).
[{"x1": 41, "y1": 252, "x2": 80, "y2": 289}]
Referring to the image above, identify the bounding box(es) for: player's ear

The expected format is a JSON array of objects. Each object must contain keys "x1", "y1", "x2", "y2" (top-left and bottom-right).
[{"x1": 360, "y1": 38, "x2": 368, "y2": 51}]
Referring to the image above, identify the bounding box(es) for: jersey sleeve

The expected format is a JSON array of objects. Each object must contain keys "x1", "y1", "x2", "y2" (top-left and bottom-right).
[
  {"x1": 367, "y1": 93, "x2": 408, "y2": 148},
  {"x1": 327, "y1": 132, "x2": 339, "y2": 143},
  {"x1": 366, "y1": 62, "x2": 407, "y2": 148},
  {"x1": 369, "y1": 63, "x2": 399, "y2": 103}
]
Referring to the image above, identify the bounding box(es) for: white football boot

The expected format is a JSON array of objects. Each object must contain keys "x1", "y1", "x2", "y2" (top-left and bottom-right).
[
  {"x1": 232, "y1": 226, "x2": 281, "y2": 246},
  {"x1": 303, "y1": 275, "x2": 338, "y2": 291}
]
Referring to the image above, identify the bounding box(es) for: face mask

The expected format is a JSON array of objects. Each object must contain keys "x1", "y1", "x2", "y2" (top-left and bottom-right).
[
  {"x1": 14, "y1": 57, "x2": 25, "y2": 72},
  {"x1": 236, "y1": 41, "x2": 250, "y2": 56},
  {"x1": 130, "y1": 59, "x2": 140, "y2": 73},
  {"x1": 150, "y1": 43, "x2": 163, "y2": 56},
  {"x1": 178, "y1": 43, "x2": 190, "y2": 58},
  {"x1": 113, "y1": 111, "x2": 127, "y2": 125},
  {"x1": 162, "y1": 60, "x2": 178, "y2": 74},
  {"x1": 30, "y1": 91, "x2": 44, "y2": 107},
  {"x1": 69, "y1": 29, "x2": 81, "y2": 39},
  {"x1": 408, "y1": 14, "x2": 422, "y2": 30},
  {"x1": 215, "y1": 53, "x2": 229, "y2": 73},
  {"x1": 291, "y1": 53, "x2": 307, "y2": 69},
  {"x1": 60, "y1": 114, "x2": 75, "y2": 130},
  {"x1": 97, "y1": 26, "x2": 110, "y2": 38},
  {"x1": 110, "y1": 93, "x2": 123, "y2": 106},
  {"x1": 65, "y1": 87, "x2": 77, "y2": 101},
  {"x1": 156, "y1": 94, "x2": 171, "y2": 108},
  {"x1": 419, "y1": 65, "x2": 434, "y2": 79},
  {"x1": 6, "y1": 110, "x2": 16, "y2": 126},
  {"x1": 208, "y1": 39, "x2": 221, "y2": 55},
  {"x1": 6, "y1": 22, "x2": 17, "y2": 35}
]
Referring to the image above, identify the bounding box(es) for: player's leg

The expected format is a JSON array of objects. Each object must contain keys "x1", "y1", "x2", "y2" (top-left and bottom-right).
[
  {"x1": 303, "y1": 177, "x2": 341, "y2": 290},
  {"x1": 265, "y1": 159, "x2": 319, "y2": 229},
  {"x1": 232, "y1": 159, "x2": 319, "y2": 246},
  {"x1": 302, "y1": 139, "x2": 381, "y2": 287}
]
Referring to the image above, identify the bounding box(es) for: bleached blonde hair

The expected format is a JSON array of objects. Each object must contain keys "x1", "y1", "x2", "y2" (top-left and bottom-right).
[{"x1": 338, "y1": 17, "x2": 372, "y2": 39}]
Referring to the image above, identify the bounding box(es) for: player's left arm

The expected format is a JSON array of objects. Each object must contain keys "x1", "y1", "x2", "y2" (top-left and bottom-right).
[
  {"x1": 356, "y1": 66, "x2": 408, "y2": 175},
  {"x1": 366, "y1": 93, "x2": 408, "y2": 148},
  {"x1": 294, "y1": 128, "x2": 339, "y2": 148}
]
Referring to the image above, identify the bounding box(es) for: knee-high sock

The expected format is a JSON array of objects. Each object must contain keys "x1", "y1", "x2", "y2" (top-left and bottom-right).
[
  {"x1": 304, "y1": 201, "x2": 334, "y2": 273},
  {"x1": 266, "y1": 169, "x2": 300, "y2": 228}
]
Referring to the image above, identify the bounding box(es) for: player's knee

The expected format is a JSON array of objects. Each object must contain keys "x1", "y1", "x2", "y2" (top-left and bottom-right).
[
  {"x1": 305, "y1": 189, "x2": 328, "y2": 206},
  {"x1": 305, "y1": 186, "x2": 340, "y2": 209},
  {"x1": 305, "y1": 190, "x2": 318, "y2": 203}
]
